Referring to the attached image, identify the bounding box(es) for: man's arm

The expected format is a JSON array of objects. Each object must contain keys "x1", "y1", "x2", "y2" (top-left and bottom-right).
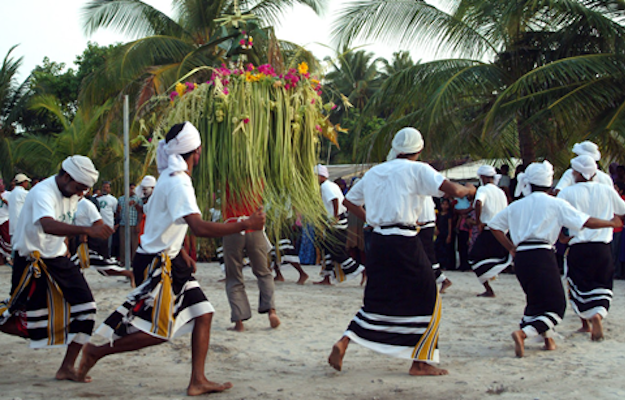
[
  {"x1": 331, "y1": 198, "x2": 340, "y2": 219},
  {"x1": 343, "y1": 199, "x2": 366, "y2": 222},
  {"x1": 491, "y1": 229, "x2": 516, "y2": 257},
  {"x1": 39, "y1": 217, "x2": 113, "y2": 239},
  {"x1": 474, "y1": 200, "x2": 484, "y2": 231},
  {"x1": 439, "y1": 180, "x2": 476, "y2": 199},
  {"x1": 184, "y1": 207, "x2": 265, "y2": 238},
  {"x1": 583, "y1": 216, "x2": 623, "y2": 230}
]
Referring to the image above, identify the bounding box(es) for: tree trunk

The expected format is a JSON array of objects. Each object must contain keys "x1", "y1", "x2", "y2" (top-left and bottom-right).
[{"x1": 517, "y1": 115, "x2": 535, "y2": 165}]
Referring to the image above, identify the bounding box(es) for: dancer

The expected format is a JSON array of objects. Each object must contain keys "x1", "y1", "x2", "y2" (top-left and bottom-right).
[
  {"x1": 314, "y1": 164, "x2": 365, "y2": 285},
  {"x1": 78, "y1": 122, "x2": 264, "y2": 395},
  {"x1": 328, "y1": 127, "x2": 476, "y2": 376},
  {"x1": 0, "y1": 156, "x2": 112, "y2": 381},
  {"x1": 489, "y1": 161, "x2": 621, "y2": 357},
  {"x1": 557, "y1": 155, "x2": 625, "y2": 341},
  {"x1": 71, "y1": 197, "x2": 135, "y2": 286},
  {"x1": 553, "y1": 141, "x2": 613, "y2": 194},
  {"x1": 468, "y1": 165, "x2": 512, "y2": 297},
  {"x1": 272, "y1": 232, "x2": 309, "y2": 285},
  {"x1": 418, "y1": 196, "x2": 452, "y2": 293},
  {"x1": 0, "y1": 179, "x2": 10, "y2": 264}
]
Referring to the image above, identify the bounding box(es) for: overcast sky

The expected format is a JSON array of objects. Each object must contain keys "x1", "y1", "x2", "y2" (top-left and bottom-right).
[{"x1": 1, "y1": 0, "x2": 435, "y2": 80}]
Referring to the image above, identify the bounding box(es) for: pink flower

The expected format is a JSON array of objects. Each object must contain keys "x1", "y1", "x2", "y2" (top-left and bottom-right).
[
  {"x1": 311, "y1": 99, "x2": 316, "y2": 104},
  {"x1": 240, "y1": 39, "x2": 246, "y2": 46},
  {"x1": 242, "y1": 30, "x2": 247, "y2": 35},
  {"x1": 243, "y1": 118, "x2": 250, "y2": 124},
  {"x1": 148, "y1": 137, "x2": 152, "y2": 142},
  {"x1": 223, "y1": 88, "x2": 229, "y2": 95},
  {"x1": 247, "y1": 63, "x2": 255, "y2": 72},
  {"x1": 315, "y1": 125, "x2": 322, "y2": 132},
  {"x1": 185, "y1": 82, "x2": 195, "y2": 91},
  {"x1": 331, "y1": 104, "x2": 337, "y2": 110},
  {"x1": 169, "y1": 91, "x2": 179, "y2": 101}
]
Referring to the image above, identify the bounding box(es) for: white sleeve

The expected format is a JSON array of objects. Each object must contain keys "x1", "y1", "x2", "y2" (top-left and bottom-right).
[
  {"x1": 555, "y1": 169, "x2": 574, "y2": 191},
  {"x1": 167, "y1": 180, "x2": 201, "y2": 221},
  {"x1": 414, "y1": 163, "x2": 446, "y2": 197},
  {"x1": 611, "y1": 189, "x2": 625, "y2": 216},
  {"x1": 345, "y1": 178, "x2": 365, "y2": 206},
  {"x1": 557, "y1": 198, "x2": 589, "y2": 231},
  {"x1": 487, "y1": 207, "x2": 510, "y2": 232}
]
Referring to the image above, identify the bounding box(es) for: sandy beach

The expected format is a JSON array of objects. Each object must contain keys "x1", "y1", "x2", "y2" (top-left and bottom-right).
[{"x1": 1, "y1": 263, "x2": 625, "y2": 400}]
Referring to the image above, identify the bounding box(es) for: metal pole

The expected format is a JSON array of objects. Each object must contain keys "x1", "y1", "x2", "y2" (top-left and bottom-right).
[{"x1": 123, "y1": 95, "x2": 131, "y2": 270}]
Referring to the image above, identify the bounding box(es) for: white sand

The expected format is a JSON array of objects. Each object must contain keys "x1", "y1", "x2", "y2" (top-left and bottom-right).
[{"x1": 1, "y1": 263, "x2": 625, "y2": 400}]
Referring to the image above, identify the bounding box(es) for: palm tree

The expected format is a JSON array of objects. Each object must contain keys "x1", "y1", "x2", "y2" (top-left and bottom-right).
[
  {"x1": 332, "y1": 0, "x2": 625, "y2": 167},
  {"x1": 0, "y1": 45, "x2": 31, "y2": 180}
]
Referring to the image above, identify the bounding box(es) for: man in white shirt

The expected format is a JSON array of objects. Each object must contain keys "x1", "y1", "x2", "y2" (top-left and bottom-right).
[
  {"x1": 78, "y1": 122, "x2": 264, "y2": 396},
  {"x1": 0, "y1": 156, "x2": 113, "y2": 381},
  {"x1": 557, "y1": 155, "x2": 625, "y2": 341},
  {"x1": 468, "y1": 166, "x2": 512, "y2": 297},
  {"x1": 314, "y1": 164, "x2": 364, "y2": 285},
  {"x1": 0, "y1": 178, "x2": 10, "y2": 264},
  {"x1": 489, "y1": 161, "x2": 621, "y2": 358},
  {"x1": 97, "y1": 181, "x2": 118, "y2": 256},
  {"x1": 328, "y1": 127, "x2": 476, "y2": 376},
  {"x1": 8, "y1": 174, "x2": 31, "y2": 240},
  {"x1": 553, "y1": 141, "x2": 613, "y2": 194}
]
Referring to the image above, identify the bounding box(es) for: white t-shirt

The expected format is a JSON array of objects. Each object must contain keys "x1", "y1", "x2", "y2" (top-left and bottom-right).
[
  {"x1": 346, "y1": 159, "x2": 446, "y2": 236},
  {"x1": 488, "y1": 191, "x2": 589, "y2": 246},
  {"x1": 97, "y1": 194, "x2": 118, "y2": 227},
  {"x1": 13, "y1": 176, "x2": 79, "y2": 258},
  {"x1": 320, "y1": 180, "x2": 346, "y2": 219},
  {"x1": 417, "y1": 196, "x2": 437, "y2": 227},
  {"x1": 8, "y1": 186, "x2": 29, "y2": 236},
  {"x1": 74, "y1": 198, "x2": 102, "y2": 227},
  {"x1": 557, "y1": 182, "x2": 625, "y2": 244},
  {"x1": 474, "y1": 183, "x2": 508, "y2": 225},
  {"x1": 0, "y1": 191, "x2": 9, "y2": 225},
  {"x1": 138, "y1": 169, "x2": 201, "y2": 258},
  {"x1": 555, "y1": 168, "x2": 613, "y2": 191}
]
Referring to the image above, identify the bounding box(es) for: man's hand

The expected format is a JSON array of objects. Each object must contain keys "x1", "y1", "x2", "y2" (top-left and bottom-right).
[
  {"x1": 612, "y1": 215, "x2": 624, "y2": 229},
  {"x1": 87, "y1": 224, "x2": 114, "y2": 239},
  {"x1": 465, "y1": 183, "x2": 477, "y2": 196},
  {"x1": 182, "y1": 251, "x2": 197, "y2": 273},
  {"x1": 245, "y1": 207, "x2": 266, "y2": 231}
]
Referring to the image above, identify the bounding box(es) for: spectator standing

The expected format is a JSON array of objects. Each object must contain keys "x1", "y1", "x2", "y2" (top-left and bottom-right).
[
  {"x1": 117, "y1": 183, "x2": 142, "y2": 266},
  {"x1": 97, "y1": 182, "x2": 118, "y2": 256}
]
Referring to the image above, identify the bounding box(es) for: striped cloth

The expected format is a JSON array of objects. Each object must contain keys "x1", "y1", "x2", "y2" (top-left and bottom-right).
[
  {"x1": 343, "y1": 233, "x2": 440, "y2": 362},
  {"x1": 566, "y1": 242, "x2": 614, "y2": 320},
  {"x1": 0, "y1": 253, "x2": 95, "y2": 348},
  {"x1": 419, "y1": 226, "x2": 448, "y2": 285},
  {"x1": 320, "y1": 226, "x2": 365, "y2": 283},
  {"x1": 96, "y1": 253, "x2": 214, "y2": 341},
  {"x1": 71, "y1": 242, "x2": 127, "y2": 276},
  {"x1": 468, "y1": 230, "x2": 512, "y2": 284}
]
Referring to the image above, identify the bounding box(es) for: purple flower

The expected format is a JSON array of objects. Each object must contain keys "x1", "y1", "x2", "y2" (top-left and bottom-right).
[{"x1": 169, "y1": 91, "x2": 179, "y2": 101}]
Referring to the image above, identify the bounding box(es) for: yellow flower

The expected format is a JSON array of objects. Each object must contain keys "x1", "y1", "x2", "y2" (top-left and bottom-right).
[
  {"x1": 298, "y1": 62, "x2": 309, "y2": 75},
  {"x1": 175, "y1": 82, "x2": 186, "y2": 97},
  {"x1": 310, "y1": 78, "x2": 320, "y2": 87},
  {"x1": 245, "y1": 71, "x2": 254, "y2": 82}
]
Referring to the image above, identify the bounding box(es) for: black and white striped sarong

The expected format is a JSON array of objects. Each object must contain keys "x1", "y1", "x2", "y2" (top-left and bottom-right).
[
  {"x1": 321, "y1": 222, "x2": 365, "y2": 283},
  {"x1": 344, "y1": 233, "x2": 441, "y2": 362},
  {"x1": 515, "y1": 242, "x2": 565, "y2": 338},
  {"x1": 566, "y1": 242, "x2": 613, "y2": 320},
  {"x1": 419, "y1": 225, "x2": 447, "y2": 284},
  {"x1": 468, "y1": 229, "x2": 512, "y2": 284},
  {"x1": 71, "y1": 243, "x2": 127, "y2": 276},
  {"x1": 0, "y1": 254, "x2": 95, "y2": 348},
  {"x1": 270, "y1": 238, "x2": 301, "y2": 267},
  {"x1": 96, "y1": 252, "x2": 214, "y2": 341}
]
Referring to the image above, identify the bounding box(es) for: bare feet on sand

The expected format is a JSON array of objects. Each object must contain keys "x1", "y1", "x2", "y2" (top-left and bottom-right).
[
  {"x1": 477, "y1": 289, "x2": 495, "y2": 297},
  {"x1": 187, "y1": 379, "x2": 233, "y2": 396},
  {"x1": 56, "y1": 366, "x2": 91, "y2": 383},
  {"x1": 268, "y1": 309, "x2": 281, "y2": 329},
  {"x1": 228, "y1": 321, "x2": 245, "y2": 332},
  {"x1": 274, "y1": 273, "x2": 285, "y2": 282},
  {"x1": 314, "y1": 276, "x2": 332, "y2": 285},
  {"x1": 328, "y1": 337, "x2": 349, "y2": 371},
  {"x1": 590, "y1": 314, "x2": 604, "y2": 341},
  {"x1": 511, "y1": 330, "x2": 526, "y2": 357},
  {"x1": 409, "y1": 361, "x2": 449, "y2": 376},
  {"x1": 440, "y1": 279, "x2": 452, "y2": 294},
  {"x1": 577, "y1": 318, "x2": 591, "y2": 333},
  {"x1": 76, "y1": 343, "x2": 100, "y2": 382},
  {"x1": 543, "y1": 337, "x2": 556, "y2": 351},
  {"x1": 296, "y1": 273, "x2": 309, "y2": 285}
]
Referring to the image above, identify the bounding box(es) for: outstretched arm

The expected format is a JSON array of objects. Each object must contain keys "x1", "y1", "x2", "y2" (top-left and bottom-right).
[
  {"x1": 40, "y1": 217, "x2": 114, "y2": 239},
  {"x1": 439, "y1": 180, "x2": 476, "y2": 199},
  {"x1": 344, "y1": 199, "x2": 366, "y2": 222},
  {"x1": 184, "y1": 207, "x2": 265, "y2": 238},
  {"x1": 583, "y1": 215, "x2": 623, "y2": 230}
]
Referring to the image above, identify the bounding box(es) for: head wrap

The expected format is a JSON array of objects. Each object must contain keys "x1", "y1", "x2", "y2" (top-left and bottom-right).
[
  {"x1": 13, "y1": 173, "x2": 31, "y2": 184},
  {"x1": 61, "y1": 155, "x2": 99, "y2": 187},
  {"x1": 570, "y1": 155, "x2": 597, "y2": 181},
  {"x1": 138, "y1": 175, "x2": 157, "y2": 198},
  {"x1": 572, "y1": 141, "x2": 601, "y2": 161},
  {"x1": 314, "y1": 164, "x2": 329, "y2": 178},
  {"x1": 476, "y1": 165, "x2": 501, "y2": 186},
  {"x1": 386, "y1": 127, "x2": 425, "y2": 161},
  {"x1": 156, "y1": 122, "x2": 202, "y2": 173},
  {"x1": 514, "y1": 160, "x2": 554, "y2": 198}
]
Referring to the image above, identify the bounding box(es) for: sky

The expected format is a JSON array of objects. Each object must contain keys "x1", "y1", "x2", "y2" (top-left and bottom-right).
[{"x1": 0, "y1": 0, "x2": 437, "y2": 80}]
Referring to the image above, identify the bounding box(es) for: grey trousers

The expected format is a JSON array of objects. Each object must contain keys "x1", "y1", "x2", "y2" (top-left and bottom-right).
[{"x1": 223, "y1": 230, "x2": 275, "y2": 322}]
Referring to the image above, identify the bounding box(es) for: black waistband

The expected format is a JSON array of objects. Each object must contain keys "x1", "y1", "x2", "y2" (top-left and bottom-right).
[
  {"x1": 518, "y1": 240, "x2": 551, "y2": 246},
  {"x1": 378, "y1": 224, "x2": 418, "y2": 231}
]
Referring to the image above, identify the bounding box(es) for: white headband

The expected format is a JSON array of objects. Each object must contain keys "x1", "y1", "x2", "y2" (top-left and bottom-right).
[
  {"x1": 571, "y1": 155, "x2": 597, "y2": 181},
  {"x1": 156, "y1": 122, "x2": 202, "y2": 173},
  {"x1": 387, "y1": 127, "x2": 425, "y2": 161},
  {"x1": 62, "y1": 155, "x2": 99, "y2": 187},
  {"x1": 514, "y1": 160, "x2": 553, "y2": 197},
  {"x1": 314, "y1": 164, "x2": 329, "y2": 178},
  {"x1": 572, "y1": 141, "x2": 601, "y2": 161}
]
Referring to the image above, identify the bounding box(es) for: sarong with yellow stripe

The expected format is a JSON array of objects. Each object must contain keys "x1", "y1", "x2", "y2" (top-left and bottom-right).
[
  {"x1": 95, "y1": 252, "x2": 214, "y2": 341},
  {"x1": 70, "y1": 242, "x2": 126, "y2": 276},
  {"x1": 0, "y1": 253, "x2": 95, "y2": 348},
  {"x1": 344, "y1": 233, "x2": 441, "y2": 362}
]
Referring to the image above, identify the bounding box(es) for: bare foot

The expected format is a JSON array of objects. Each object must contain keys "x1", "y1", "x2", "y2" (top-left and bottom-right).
[
  {"x1": 590, "y1": 314, "x2": 604, "y2": 341},
  {"x1": 228, "y1": 321, "x2": 244, "y2": 332},
  {"x1": 440, "y1": 279, "x2": 452, "y2": 294},
  {"x1": 314, "y1": 276, "x2": 332, "y2": 285},
  {"x1": 274, "y1": 274, "x2": 285, "y2": 282},
  {"x1": 268, "y1": 310, "x2": 280, "y2": 329},
  {"x1": 56, "y1": 366, "x2": 92, "y2": 383},
  {"x1": 187, "y1": 380, "x2": 233, "y2": 396},
  {"x1": 511, "y1": 330, "x2": 526, "y2": 357},
  {"x1": 76, "y1": 343, "x2": 99, "y2": 382},
  {"x1": 296, "y1": 273, "x2": 309, "y2": 285},
  {"x1": 543, "y1": 337, "x2": 556, "y2": 351},
  {"x1": 328, "y1": 337, "x2": 349, "y2": 371},
  {"x1": 577, "y1": 318, "x2": 591, "y2": 333},
  {"x1": 409, "y1": 361, "x2": 449, "y2": 376},
  {"x1": 217, "y1": 277, "x2": 226, "y2": 283},
  {"x1": 477, "y1": 291, "x2": 496, "y2": 298}
]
